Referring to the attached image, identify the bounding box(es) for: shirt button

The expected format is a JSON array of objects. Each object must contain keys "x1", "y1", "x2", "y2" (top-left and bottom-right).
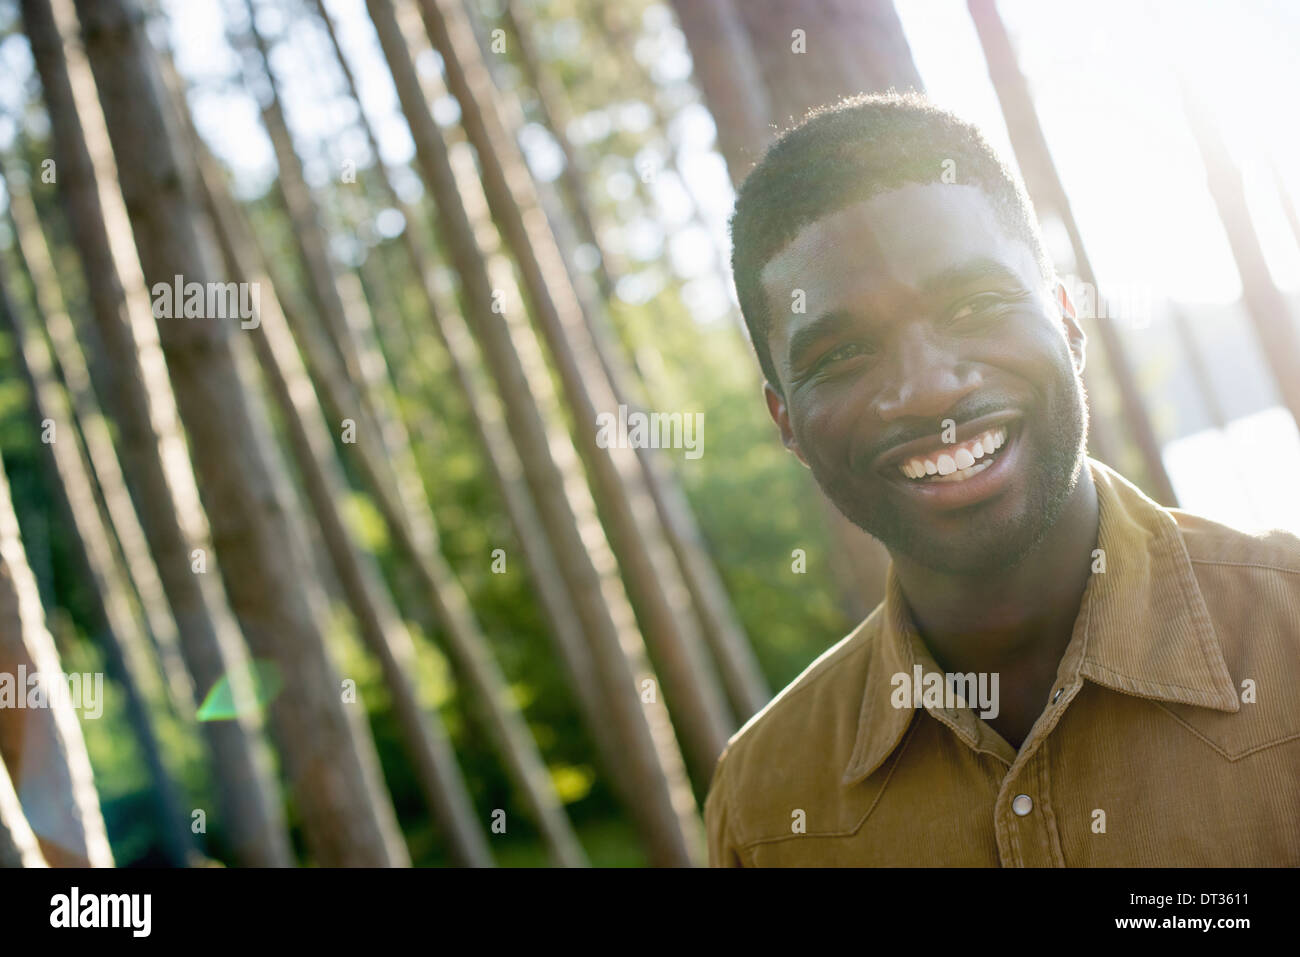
[
  {"x1": 1012, "y1": 794, "x2": 1034, "y2": 816},
  {"x1": 1052, "y1": 688, "x2": 1064, "y2": 704}
]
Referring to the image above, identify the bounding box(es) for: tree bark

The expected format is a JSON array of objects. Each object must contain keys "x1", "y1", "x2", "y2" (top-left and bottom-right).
[
  {"x1": 0, "y1": 752, "x2": 49, "y2": 867},
  {"x1": 0, "y1": 443, "x2": 113, "y2": 868},
  {"x1": 193, "y1": 146, "x2": 497, "y2": 869},
  {"x1": 1180, "y1": 86, "x2": 1300, "y2": 433},
  {"x1": 232, "y1": 13, "x2": 586, "y2": 867},
  {"x1": 308, "y1": 0, "x2": 626, "y2": 813},
  {"x1": 2, "y1": 156, "x2": 187, "y2": 716},
  {"x1": 665, "y1": 0, "x2": 772, "y2": 184},
  {"x1": 670, "y1": 0, "x2": 897, "y2": 622},
  {"x1": 19, "y1": 0, "x2": 291, "y2": 867},
  {"x1": 0, "y1": 259, "x2": 196, "y2": 866},
  {"x1": 496, "y1": 0, "x2": 771, "y2": 723},
  {"x1": 731, "y1": 0, "x2": 923, "y2": 124},
  {"x1": 590, "y1": 0, "x2": 753, "y2": 349},
  {"x1": 414, "y1": 0, "x2": 734, "y2": 781},
  {"x1": 369, "y1": 0, "x2": 704, "y2": 866},
  {"x1": 68, "y1": 0, "x2": 408, "y2": 866},
  {"x1": 498, "y1": 0, "x2": 615, "y2": 300}
]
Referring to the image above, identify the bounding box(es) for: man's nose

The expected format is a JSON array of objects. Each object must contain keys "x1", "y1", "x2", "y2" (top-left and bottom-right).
[{"x1": 873, "y1": 325, "x2": 979, "y2": 422}]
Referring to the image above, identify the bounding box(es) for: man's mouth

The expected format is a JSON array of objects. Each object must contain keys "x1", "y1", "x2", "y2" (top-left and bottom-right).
[
  {"x1": 896, "y1": 425, "x2": 1008, "y2": 484},
  {"x1": 868, "y1": 412, "x2": 1025, "y2": 510}
]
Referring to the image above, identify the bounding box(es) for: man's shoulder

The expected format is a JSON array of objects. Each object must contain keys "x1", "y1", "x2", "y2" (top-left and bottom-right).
[
  {"x1": 711, "y1": 606, "x2": 882, "y2": 791},
  {"x1": 1169, "y1": 507, "x2": 1300, "y2": 656},
  {"x1": 1171, "y1": 506, "x2": 1300, "y2": 580},
  {"x1": 1097, "y1": 458, "x2": 1300, "y2": 576}
]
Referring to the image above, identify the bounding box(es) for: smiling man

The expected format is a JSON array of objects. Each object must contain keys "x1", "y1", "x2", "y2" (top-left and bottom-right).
[{"x1": 704, "y1": 93, "x2": 1300, "y2": 866}]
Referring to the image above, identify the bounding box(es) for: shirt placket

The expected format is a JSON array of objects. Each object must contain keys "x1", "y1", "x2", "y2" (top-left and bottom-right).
[
  {"x1": 990, "y1": 669, "x2": 1086, "y2": 866},
  {"x1": 898, "y1": 607, "x2": 1086, "y2": 867},
  {"x1": 991, "y1": 564, "x2": 1097, "y2": 866}
]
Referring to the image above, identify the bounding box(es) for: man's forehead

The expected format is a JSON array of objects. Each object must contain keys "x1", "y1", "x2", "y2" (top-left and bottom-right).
[{"x1": 759, "y1": 183, "x2": 1034, "y2": 319}]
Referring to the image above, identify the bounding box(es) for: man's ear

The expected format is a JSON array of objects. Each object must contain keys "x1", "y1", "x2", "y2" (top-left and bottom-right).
[
  {"x1": 1055, "y1": 281, "x2": 1087, "y2": 374},
  {"x1": 764, "y1": 380, "x2": 809, "y2": 467}
]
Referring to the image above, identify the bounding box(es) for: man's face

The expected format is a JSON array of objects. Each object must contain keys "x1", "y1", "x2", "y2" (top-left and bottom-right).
[{"x1": 759, "y1": 182, "x2": 1089, "y2": 575}]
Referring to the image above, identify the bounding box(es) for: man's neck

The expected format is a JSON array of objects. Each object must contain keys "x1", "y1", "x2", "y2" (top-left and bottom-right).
[{"x1": 890, "y1": 466, "x2": 1100, "y2": 747}]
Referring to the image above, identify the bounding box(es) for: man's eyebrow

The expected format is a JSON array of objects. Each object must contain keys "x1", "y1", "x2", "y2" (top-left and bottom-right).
[
  {"x1": 786, "y1": 309, "x2": 854, "y2": 372},
  {"x1": 919, "y1": 257, "x2": 1029, "y2": 295}
]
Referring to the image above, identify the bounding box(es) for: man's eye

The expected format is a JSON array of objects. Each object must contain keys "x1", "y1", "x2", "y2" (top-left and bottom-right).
[
  {"x1": 948, "y1": 294, "x2": 1006, "y2": 325},
  {"x1": 818, "y1": 342, "x2": 871, "y2": 368}
]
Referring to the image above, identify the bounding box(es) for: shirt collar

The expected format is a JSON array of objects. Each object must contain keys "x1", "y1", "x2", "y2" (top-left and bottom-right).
[{"x1": 843, "y1": 458, "x2": 1238, "y2": 786}]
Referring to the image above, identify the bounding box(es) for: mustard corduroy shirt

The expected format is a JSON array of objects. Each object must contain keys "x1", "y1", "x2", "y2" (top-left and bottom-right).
[{"x1": 705, "y1": 459, "x2": 1300, "y2": 866}]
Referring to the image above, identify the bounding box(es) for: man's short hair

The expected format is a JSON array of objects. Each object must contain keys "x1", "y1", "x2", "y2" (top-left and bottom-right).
[{"x1": 729, "y1": 92, "x2": 1054, "y2": 391}]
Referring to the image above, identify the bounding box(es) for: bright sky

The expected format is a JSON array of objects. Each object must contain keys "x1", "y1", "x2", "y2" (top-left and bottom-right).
[{"x1": 897, "y1": 0, "x2": 1300, "y2": 304}]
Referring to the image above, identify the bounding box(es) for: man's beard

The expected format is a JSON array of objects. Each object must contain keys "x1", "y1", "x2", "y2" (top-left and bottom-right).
[{"x1": 811, "y1": 371, "x2": 1090, "y2": 576}]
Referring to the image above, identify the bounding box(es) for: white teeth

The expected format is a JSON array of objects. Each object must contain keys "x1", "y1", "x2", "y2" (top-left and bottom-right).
[
  {"x1": 895, "y1": 423, "x2": 1013, "y2": 481},
  {"x1": 931, "y1": 459, "x2": 993, "y2": 483}
]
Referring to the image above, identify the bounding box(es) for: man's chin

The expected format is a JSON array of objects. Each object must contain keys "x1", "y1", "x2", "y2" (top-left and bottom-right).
[
  {"x1": 878, "y1": 510, "x2": 1055, "y2": 576},
  {"x1": 824, "y1": 464, "x2": 1081, "y2": 576}
]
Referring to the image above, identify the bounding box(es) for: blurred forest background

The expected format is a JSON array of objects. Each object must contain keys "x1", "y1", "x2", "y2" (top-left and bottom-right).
[{"x1": 0, "y1": 0, "x2": 1297, "y2": 867}]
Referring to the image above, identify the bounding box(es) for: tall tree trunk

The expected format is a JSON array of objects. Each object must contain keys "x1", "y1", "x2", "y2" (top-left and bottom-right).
[
  {"x1": 193, "y1": 147, "x2": 496, "y2": 869},
  {"x1": 229, "y1": 12, "x2": 398, "y2": 502},
  {"x1": 494, "y1": 0, "x2": 771, "y2": 723},
  {"x1": 731, "y1": 0, "x2": 923, "y2": 122},
  {"x1": 967, "y1": 0, "x2": 1178, "y2": 504},
  {"x1": 1180, "y1": 86, "x2": 1300, "y2": 433},
  {"x1": 0, "y1": 753, "x2": 49, "y2": 867},
  {"x1": 498, "y1": 0, "x2": 615, "y2": 300},
  {"x1": 413, "y1": 0, "x2": 734, "y2": 780},
  {"x1": 232, "y1": 12, "x2": 586, "y2": 867},
  {"x1": 66, "y1": 0, "x2": 408, "y2": 866},
  {"x1": 579, "y1": 0, "x2": 762, "y2": 382},
  {"x1": 19, "y1": 0, "x2": 291, "y2": 867},
  {"x1": 666, "y1": 0, "x2": 772, "y2": 185},
  {"x1": 671, "y1": 0, "x2": 897, "y2": 622},
  {"x1": 2, "y1": 160, "x2": 191, "y2": 717},
  {"x1": 307, "y1": 0, "x2": 626, "y2": 808},
  {"x1": 0, "y1": 435, "x2": 114, "y2": 868},
  {"x1": 0, "y1": 259, "x2": 196, "y2": 866},
  {"x1": 369, "y1": 0, "x2": 703, "y2": 866},
  {"x1": 590, "y1": 0, "x2": 752, "y2": 345}
]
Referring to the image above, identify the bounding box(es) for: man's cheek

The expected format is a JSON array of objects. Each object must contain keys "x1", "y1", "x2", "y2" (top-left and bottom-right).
[
  {"x1": 795, "y1": 424, "x2": 857, "y2": 481},
  {"x1": 789, "y1": 407, "x2": 834, "y2": 463}
]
